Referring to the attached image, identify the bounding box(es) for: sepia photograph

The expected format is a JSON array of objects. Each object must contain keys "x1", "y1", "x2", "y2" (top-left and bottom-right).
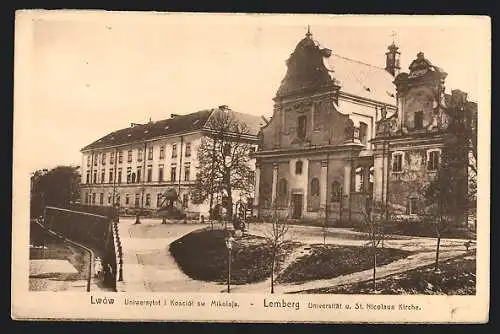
[{"x1": 12, "y1": 11, "x2": 490, "y2": 322}]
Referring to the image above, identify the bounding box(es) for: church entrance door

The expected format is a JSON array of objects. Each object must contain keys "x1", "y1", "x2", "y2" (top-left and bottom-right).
[{"x1": 291, "y1": 194, "x2": 303, "y2": 219}]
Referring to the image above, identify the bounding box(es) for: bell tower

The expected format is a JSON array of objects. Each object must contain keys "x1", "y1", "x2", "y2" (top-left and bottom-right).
[{"x1": 385, "y1": 41, "x2": 401, "y2": 77}]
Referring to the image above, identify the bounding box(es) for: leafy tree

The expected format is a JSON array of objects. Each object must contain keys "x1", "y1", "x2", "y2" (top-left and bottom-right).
[
  {"x1": 424, "y1": 90, "x2": 477, "y2": 272},
  {"x1": 30, "y1": 165, "x2": 81, "y2": 218},
  {"x1": 192, "y1": 107, "x2": 255, "y2": 219}
]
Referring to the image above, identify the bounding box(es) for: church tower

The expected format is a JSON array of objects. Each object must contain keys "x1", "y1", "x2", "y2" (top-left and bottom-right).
[{"x1": 385, "y1": 42, "x2": 401, "y2": 76}]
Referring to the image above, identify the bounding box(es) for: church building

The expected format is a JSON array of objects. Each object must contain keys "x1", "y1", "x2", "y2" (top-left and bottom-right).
[{"x1": 254, "y1": 29, "x2": 476, "y2": 225}]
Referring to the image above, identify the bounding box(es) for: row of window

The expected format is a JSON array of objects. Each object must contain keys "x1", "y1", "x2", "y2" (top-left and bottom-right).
[
  {"x1": 392, "y1": 150, "x2": 440, "y2": 172},
  {"x1": 293, "y1": 114, "x2": 369, "y2": 144},
  {"x1": 85, "y1": 163, "x2": 191, "y2": 184},
  {"x1": 84, "y1": 191, "x2": 190, "y2": 208},
  {"x1": 86, "y1": 143, "x2": 192, "y2": 167}
]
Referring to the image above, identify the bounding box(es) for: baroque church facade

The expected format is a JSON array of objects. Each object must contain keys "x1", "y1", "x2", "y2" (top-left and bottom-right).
[{"x1": 254, "y1": 30, "x2": 476, "y2": 224}]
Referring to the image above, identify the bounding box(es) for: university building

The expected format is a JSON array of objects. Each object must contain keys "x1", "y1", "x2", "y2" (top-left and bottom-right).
[
  {"x1": 80, "y1": 107, "x2": 262, "y2": 217},
  {"x1": 254, "y1": 30, "x2": 476, "y2": 224}
]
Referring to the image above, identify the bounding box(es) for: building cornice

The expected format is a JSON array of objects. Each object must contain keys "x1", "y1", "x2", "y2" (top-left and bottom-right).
[
  {"x1": 254, "y1": 143, "x2": 365, "y2": 159},
  {"x1": 80, "y1": 130, "x2": 204, "y2": 153}
]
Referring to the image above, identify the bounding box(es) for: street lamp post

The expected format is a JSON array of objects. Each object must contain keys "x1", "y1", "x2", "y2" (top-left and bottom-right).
[{"x1": 225, "y1": 235, "x2": 234, "y2": 293}]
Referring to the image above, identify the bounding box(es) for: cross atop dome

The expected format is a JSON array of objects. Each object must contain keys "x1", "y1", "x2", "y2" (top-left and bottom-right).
[{"x1": 305, "y1": 25, "x2": 312, "y2": 39}]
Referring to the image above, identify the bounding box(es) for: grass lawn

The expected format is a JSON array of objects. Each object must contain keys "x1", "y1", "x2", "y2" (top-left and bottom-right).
[
  {"x1": 277, "y1": 244, "x2": 412, "y2": 284},
  {"x1": 356, "y1": 221, "x2": 475, "y2": 239},
  {"x1": 170, "y1": 228, "x2": 280, "y2": 284},
  {"x1": 304, "y1": 251, "x2": 476, "y2": 295}
]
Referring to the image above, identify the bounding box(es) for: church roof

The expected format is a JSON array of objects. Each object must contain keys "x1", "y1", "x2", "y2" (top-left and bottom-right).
[
  {"x1": 81, "y1": 108, "x2": 262, "y2": 151},
  {"x1": 324, "y1": 54, "x2": 397, "y2": 106}
]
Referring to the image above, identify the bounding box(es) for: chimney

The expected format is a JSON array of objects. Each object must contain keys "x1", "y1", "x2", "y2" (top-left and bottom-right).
[{"x1": 170, "y1": 114, "x2": 179, "y2": 119}]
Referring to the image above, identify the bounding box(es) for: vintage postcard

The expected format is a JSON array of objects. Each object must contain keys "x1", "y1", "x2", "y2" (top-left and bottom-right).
[{"x1": 12, "y1": 11, "x2": 490, "y2": 323}]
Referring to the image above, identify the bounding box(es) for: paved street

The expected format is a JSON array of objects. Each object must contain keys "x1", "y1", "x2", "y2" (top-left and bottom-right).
[{"x1": 116, "y1": 218, "x2": 474, "y2": 293}]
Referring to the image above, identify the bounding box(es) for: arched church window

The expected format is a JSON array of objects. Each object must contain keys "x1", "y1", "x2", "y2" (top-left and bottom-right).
[
  {"x1": 295, "y1": 160, "x2": 303, "y2": 175},
  {"x1": 355, "y1": 167, "x2": 365, "y2": 192},
  {"x1": 331, "y1": 181, "x2": 341, "y2": 202},
  {"x1": 310, "y1": 178, "x2": 320, "y2": 196}
]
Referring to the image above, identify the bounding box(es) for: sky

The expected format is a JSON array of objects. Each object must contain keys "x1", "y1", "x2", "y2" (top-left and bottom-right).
[{"x1": 16, "y1": 12, "x2": 490, "y2": 172}]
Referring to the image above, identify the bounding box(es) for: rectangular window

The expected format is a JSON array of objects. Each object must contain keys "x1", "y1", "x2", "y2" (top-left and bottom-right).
[
  {"x1": 313, "y1": 103, "x2": 321, "y2": 130},
  {"x1": 109, "y1": 169, "x2": 114, "y2": 183},
  {"x1": 172, "y1": 144, "x2": 178, "y2": 158},
  {"x1": 185, "y1": 142, "x2": 191, "y2": 157},
  {"x1": 108, "y1": 194, "x2": 112, "y2": 204},
  {"x1": 116, "y1": 195, "x2": 120, "y2": 206},
  {"x1": 428, "y1": 150, "x2": 440, "y2": 171},
  {"x1": 159, "y1": 146, "x2": 165, "y2": 159},
  {"x1": 148, "y1": 147, "x2": 153, "y2": 160},
  {"x1": 157, "y1": 193, "x2": 162, "y2": 208},
  {"x1": 184, "y1": 163, "x2": 191, "y2": 181},
  {"x1": 99, "y1": 193, "x2": 104, "y2": 205},
  {"x1": 118, "y1": 151, "x2": 123, "y2": 163},
  {"x1": 147, "y1": 165, "x2": 152, "y2": 182},
  {"x1": 127, "y1": 150, "x2": 132, "y2": 162},
  {"x1": 298, "y1": 115, "x2": 307, "y2": 139},
  {"x1": 93, "y1": 171, "x2": 97, "y2": 184},
  {"x1": 359, "y1": 122, "x2": 368, "y2": 145},
  {"x1": 92, "y1": 193, "x2": 96, "y2": 204},
  {"x1": 137, "y1": 149, "x2": 143, "y2": 162},
  {"x1": 158, "y1": 164, "x2": 164, "y2": 182},
  {"x1": 110, "y1": 152, "x2": 114, "y2": 165},
  {"x1": 101, "y1": 170, "x2": 105, "y2": 183},
  {"x1": 414, "y1": 110, "x2": 423, "y2": 129},
  {"x1": 182, "y1": 194, "x2": 189, "y2": 208},
  {"x1": 125, "y1": 194, "x2": 129, "y2": 205},
  {"x1": 86, "y1": 171, "x2": 90, "y2": 184},
  {"x1": 94, "y1": 153, "x2": 98, "y2": 166},
  {"x1": 408, "y1": 198, "x2": 418, "y2": 215},
  {"x1": 84, "y1": 192, "x2": 88, "y2": 204},
  {"x1": 134, "y1": 194, "x2": 140, "y2": 207},
  {"x1": 87, "y1": 155, "x2": 91, "y2": 167},
  {"x1": 136, "y1": 167, "x2": 142, "y2": 183},
  {"x1": 171, "y1": 165, "x2": 177, "y2": 182},
  {"x1": 392, "y1": 153, "x2": 403, "y2": 172},
  {"x1": 145, "y1": 193, "x2": 151, "y2": 207},
  {"x1": 223, "y1": 143, "x2": 231, "y2": 156},
  {"x1": 117, "y1": 168, "x2": 122, "y2": 184},
  {"x1": 102, "y1": 153, "x2": 106, "y2": 165},
  {"x1": 126, "y1": 167, "x2": 132, "y2": 183}
]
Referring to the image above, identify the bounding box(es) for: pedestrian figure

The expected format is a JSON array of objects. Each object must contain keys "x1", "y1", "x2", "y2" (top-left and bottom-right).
[{"x1": 94, "y1": 257, "x2": 103, "y2": 279}]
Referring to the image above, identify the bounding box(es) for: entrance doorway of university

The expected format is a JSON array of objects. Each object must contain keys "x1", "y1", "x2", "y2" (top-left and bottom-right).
[{"x1": 291, "y1": 194, "x2": 303, "y2": 219}]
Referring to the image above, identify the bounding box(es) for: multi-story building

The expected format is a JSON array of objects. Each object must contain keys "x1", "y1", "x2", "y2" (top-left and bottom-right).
[
  {"x1": 373, "y1": 52, "x2": 477, "y2": 222},
  {"x1": 254, "y1": 29, "x2": 476, "y2": 224},
  {"x1": 80, "y1": 107, "x2": 262, "y2": 218}
]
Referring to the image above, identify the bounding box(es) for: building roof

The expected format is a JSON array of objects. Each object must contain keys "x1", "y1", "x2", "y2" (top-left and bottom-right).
[
  {"x1": 324, "y1": 54, "x2": 397, "y2": 106},
  {"x1": 81, "y1": 108, "x2": 263, "y2": 151}
]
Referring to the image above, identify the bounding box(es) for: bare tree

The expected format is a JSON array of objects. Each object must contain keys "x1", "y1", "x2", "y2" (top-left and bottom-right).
[
  {"x1": 265, "y1": 203, "x2": 289, "y2": 294},
  {"x1": 191, "y1": 107, "x2": 255, "y2": 219},
  {"x1": 361, "y1": 199, "x2": 385, "y2": 293}
]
